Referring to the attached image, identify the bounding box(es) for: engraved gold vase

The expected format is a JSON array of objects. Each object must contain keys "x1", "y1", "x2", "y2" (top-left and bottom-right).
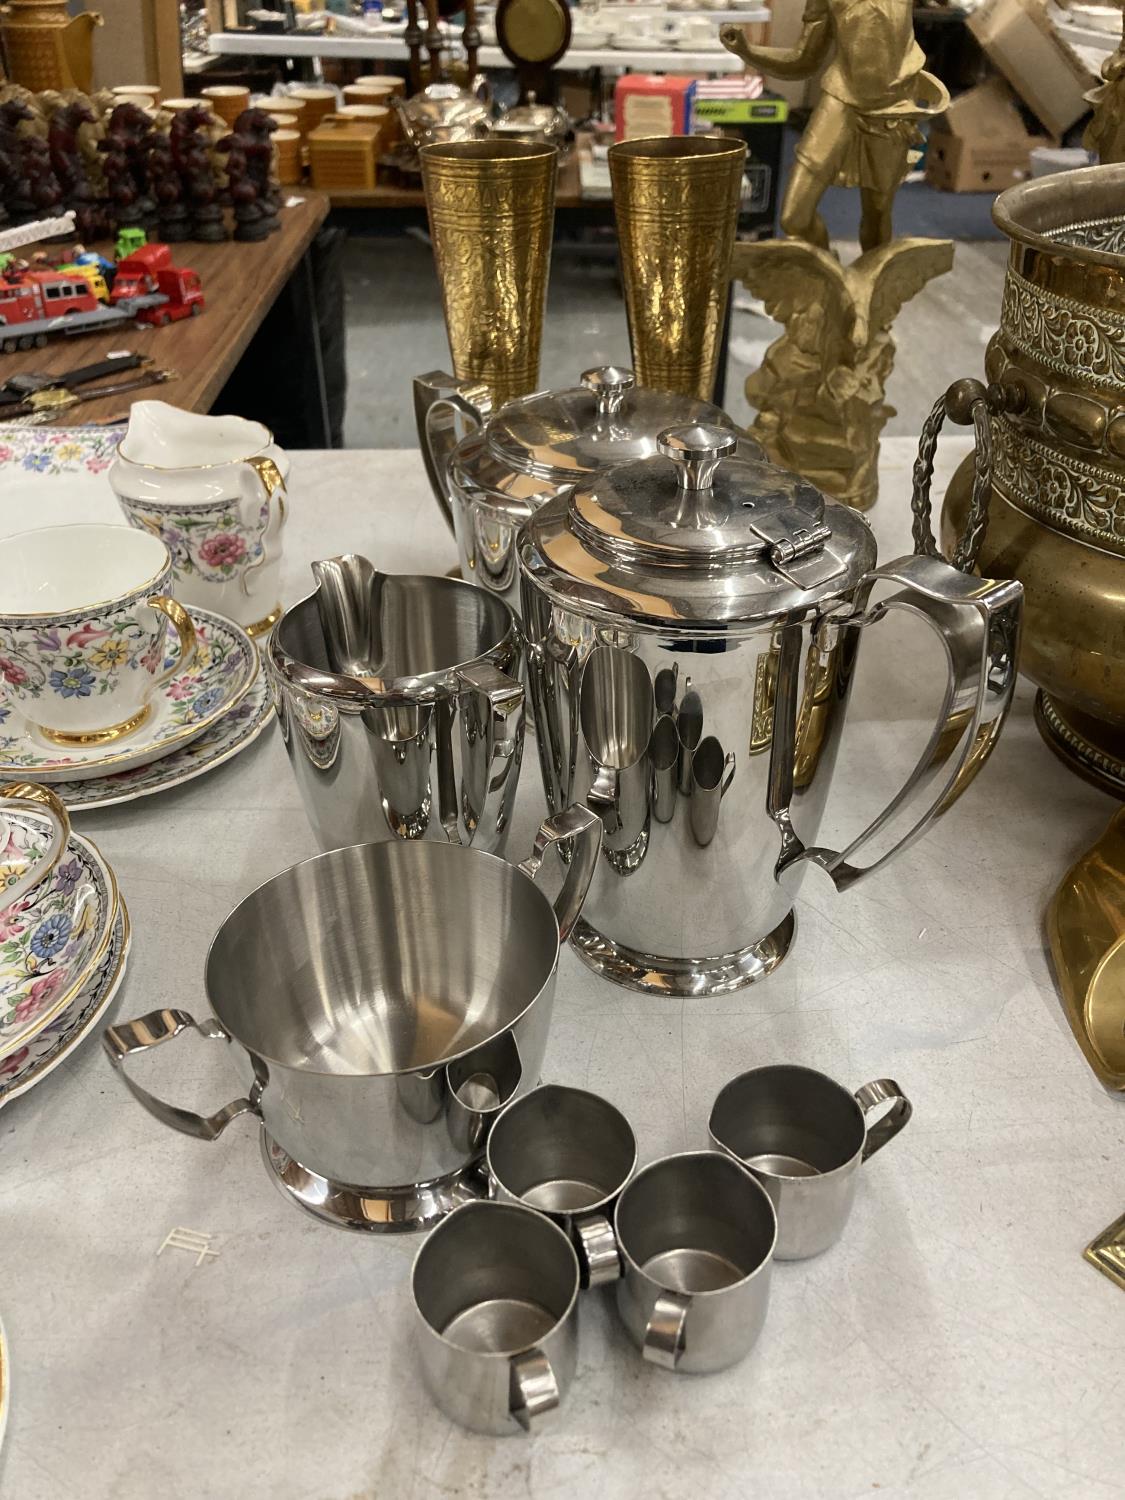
[
  {"x1": 943, "y1": 164, "x2": 1125, "y2": 796},
  {"x1": 609, "y1": 136, "x2": 746, "y2": 402},
  {"x1": 420, "y1": 139, "x2": 557, "y2": 407}
]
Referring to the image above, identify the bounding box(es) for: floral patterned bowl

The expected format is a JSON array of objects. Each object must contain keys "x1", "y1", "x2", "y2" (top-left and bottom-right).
[{"x1": 0, "y1": 809, "x2": 117, "y2": 1058}]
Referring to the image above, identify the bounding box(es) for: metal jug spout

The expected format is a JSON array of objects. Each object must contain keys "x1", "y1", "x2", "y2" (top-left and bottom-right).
[{"x1": 311, "y1": 554, "x2": 388, "y2": 682}]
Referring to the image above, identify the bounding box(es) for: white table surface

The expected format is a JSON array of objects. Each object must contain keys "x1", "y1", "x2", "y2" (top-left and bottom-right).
[
  {"x1": 208, "y1": 29, "x2": 751, "y2": 73},
  {"x1": 1, "y1": 437, "x2": 1123, "y2": 1500}
]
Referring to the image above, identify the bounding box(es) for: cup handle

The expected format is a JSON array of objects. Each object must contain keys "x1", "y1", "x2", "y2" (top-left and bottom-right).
[
  {"x1": 643, "y1": 1291, "x2": 689, "y2": 1371},
  {"x1": 572, "y1": 1210, "x2": 622, "y2": 1288},
  {"x1": 720, "y1": 750, "x2": 736, "y2": 796},
  {"x1": 103, "y1": 1008, "x2": 261, "y2": 1142},
  {"x1": 518, "y1": 805, "x2": 603, "y2": 943},
  {"x1": 147, "y1": 597, "x2": 197, "y2": 692},
  {"x1": 239, "y1": 455, "x2": 289, "y2": 600},
  {"x1": 508, "y1": 1347, "x2": 559, "y2": 1432},
  {"x1": 856, "y1": 1078, "x2": 912, "y2": 1162},
  {"x1": 413, "y1": 371, "x2": 492, "y2": 537},
  {"x1": 0, "y1": 781, "x2": 70, "y2": 909}
]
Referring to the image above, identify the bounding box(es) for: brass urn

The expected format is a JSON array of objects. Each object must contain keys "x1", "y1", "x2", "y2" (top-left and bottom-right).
[
  {"x1": 0, "y1": 0, "x2": 102, "y2": 93},
  {"x1": 941, "y1": 165, "x2": 1125, "y2": 795}
]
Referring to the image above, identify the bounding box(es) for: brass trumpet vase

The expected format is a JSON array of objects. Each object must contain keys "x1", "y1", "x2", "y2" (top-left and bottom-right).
[
  {"x1": 609, "y1": 136, "x2": 746, "y2": 402},
  {"x1": 942, "y1": 164, "x2": 1125, "y2": 795},
  {"x1": 420, "y1": 139, "x2": 557, "y2": 407}
]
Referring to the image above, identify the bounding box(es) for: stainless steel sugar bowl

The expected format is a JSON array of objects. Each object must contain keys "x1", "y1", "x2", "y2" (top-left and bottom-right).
[
  {"x1": 103, "y1": 807, "x2": 602, "y2": 1232},
  {"x1": 518, "y1": 424, "x2": 1023, "y2": 997},
  {"x1": 268, "y1": 553, "x2": 524, "y2": 854},
  {"x1": 414, "y1": 366, "x2": 744, "y2": 617}
]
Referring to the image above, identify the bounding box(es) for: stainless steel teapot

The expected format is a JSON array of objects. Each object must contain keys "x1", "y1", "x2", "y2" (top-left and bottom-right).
[
  {"x1": 414, "y1": 366, "x2": 744, "y2": 618},
  {"x1": 518, "y1": 424, "x2": 1024, "y2": 997}
]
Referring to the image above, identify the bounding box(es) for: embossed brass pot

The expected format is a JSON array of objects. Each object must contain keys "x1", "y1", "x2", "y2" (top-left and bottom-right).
[
  {"x1": 421, "y1": 139, "x2": 557, "y2": 407},
  {"x1": 609, "y1": 136, "x2": 746, "y2": 402},
  {"x1": 940, "y1": 166, "x2": 1125, "y2": 795}
]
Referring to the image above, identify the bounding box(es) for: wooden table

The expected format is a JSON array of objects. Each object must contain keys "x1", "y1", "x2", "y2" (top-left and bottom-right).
[{"x1": 1, "y1": 191, "x2": 329, "y2": 427}]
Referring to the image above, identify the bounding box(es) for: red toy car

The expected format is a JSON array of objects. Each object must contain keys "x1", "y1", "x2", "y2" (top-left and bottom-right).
[{"x1": 134, "y1": 266, "x2": 204, "y2": 326}]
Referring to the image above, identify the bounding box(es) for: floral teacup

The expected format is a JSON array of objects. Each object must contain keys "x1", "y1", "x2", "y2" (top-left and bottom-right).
[
  {"x1": 0, "y1": 781, "x2": 70, "y2": 912},
  {"x1": 0, "y1": 523, "x2": 196, "y2": 747},
  {"x1": 110, "y1": 402, "x2": 290, "y2": 638}
]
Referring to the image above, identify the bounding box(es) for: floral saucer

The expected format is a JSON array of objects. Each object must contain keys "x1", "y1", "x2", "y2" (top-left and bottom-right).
[
  {"x1": 0, "y1": 605, "x2": 258, "y2": 783},
  {"x1": 55, "y1": 669, "x2": 273, "y2": 810},
  {"x1": 0, "y1": 813, "x2": 116, "y2": 1057},
  {"x1": 0, "y1": 896, "x2": 129, "y2": 1108}
]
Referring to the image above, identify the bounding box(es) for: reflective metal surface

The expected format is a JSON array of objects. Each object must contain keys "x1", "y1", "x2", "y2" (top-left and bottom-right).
[
  {"x1": 102, "y1": 807, "x2": 602, "y2": 1231},
  {"x1": 395, "y1": 83, "x2": 492, "y2": 152},
  {"x1": 609, "y1": 136, "x2": 747, "y2": 401},
  {"x1": 613, "y1": 1152, "x2": 776, "y2": 1374},
  {"x1": 268, "y1": 553, "x2": 524, "y2": 855},
  {"x1": 708, "y1": 1066, "x2": 911, "y2": 1260},
  {"x1": 414, "y1": 367, "x2": 744, "y2": 619},
  {"x1": 520, "y1": 424, "x2": 1023, "y2": 995},
  {"x1": 412, "y1": 1200, "x2": 580, "y2": 1434},
  {"x1": 487, "y1": 1084, "x2": 637, "y2": 1287},
  {"x1": 421, "y1": 139, "x2": 557, "y2": 408},
  {"x1": 1046, "y1": 808, "x2": 1125, "y2": 1092}
]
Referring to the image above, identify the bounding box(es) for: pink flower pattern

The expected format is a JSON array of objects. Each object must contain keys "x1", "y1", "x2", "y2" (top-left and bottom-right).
[{"x1": 198, "y1": 533, "x2": 248, "y2": 569}]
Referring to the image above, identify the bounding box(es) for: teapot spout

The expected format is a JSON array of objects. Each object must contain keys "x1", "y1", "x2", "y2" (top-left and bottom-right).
[{"x1": 62, "y1": 9, "x2": 102, "y2": 92}]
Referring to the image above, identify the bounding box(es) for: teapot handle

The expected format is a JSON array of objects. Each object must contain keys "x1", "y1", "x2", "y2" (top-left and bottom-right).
[
  {"x1": 772, "y1": 555, "x2": 1023, "y2": 892},
  {"x1": 518, "y1": 805, "x2": 603, "y2": 943},
  {"x1": 413, "y1": 371, "x2": 492, "y2": 537}
]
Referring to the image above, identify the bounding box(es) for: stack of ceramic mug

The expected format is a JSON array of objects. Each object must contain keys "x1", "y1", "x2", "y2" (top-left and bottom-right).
[
  {"x1": 0, "y1": 406, "x2": 287, "y2": 811},
  {"x1": 0, "y1": 781, "x2": 129, "y2": 1109}
]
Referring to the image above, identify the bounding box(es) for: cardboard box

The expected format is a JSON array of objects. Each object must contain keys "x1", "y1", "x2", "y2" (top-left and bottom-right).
[
  {"x1": 925, "y1": 77, "x2": 1050, "y2": 192},
  {"x1": 968, "y1": 0, "x2": 1098, "y2": 139},
  {"x1": 614, "y1": 75, "x2": 697, "y2": 141}
]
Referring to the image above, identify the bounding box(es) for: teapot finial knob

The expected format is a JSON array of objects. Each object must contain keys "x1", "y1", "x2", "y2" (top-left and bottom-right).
[
  {"x1": 658, "y1": 425, "x2": 736, "y2": 493},
  {"x1": 582, "y1": 365, "x2": 635, "y2": 420}
]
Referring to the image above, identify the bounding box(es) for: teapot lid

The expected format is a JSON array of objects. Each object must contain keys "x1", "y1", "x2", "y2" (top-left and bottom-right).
[
  {"x1": 519, "y1": 423, "x2": 875, "y2": 629},
  {"x1": 484, "y1": 366, "x2": 741, "y2": 481}
]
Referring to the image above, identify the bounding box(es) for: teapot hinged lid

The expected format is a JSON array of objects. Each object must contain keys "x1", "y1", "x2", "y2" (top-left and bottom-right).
[
  {"x1": 570, "y1": 425, "x2": 851, "y2": 591},
  {"x1": 484, "y1": 366, "x2": 737, "y2": 481}
]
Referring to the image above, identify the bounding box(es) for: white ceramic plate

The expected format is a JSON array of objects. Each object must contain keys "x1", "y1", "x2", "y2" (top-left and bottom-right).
[
  {"x1": 0, "y1": 897, "x2": 130, "y2": 1109},
  {"x1": 0, "y1": 606, "x2": 259, "y2": 782},
  {"x1": 55, "y1": 671, "x2": 273, "y2": 811}
]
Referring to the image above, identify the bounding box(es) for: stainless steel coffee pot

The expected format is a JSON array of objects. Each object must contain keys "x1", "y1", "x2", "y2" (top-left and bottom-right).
[
  {"x1": 414, "y1": 366, "x2": 744, "y2": 617},
  {"x1": 518, "y1": 424, "x2": 1024, "y2": 996},
  {"x1": 268, "y1": 554, "x2": 524, "y2": 854}
]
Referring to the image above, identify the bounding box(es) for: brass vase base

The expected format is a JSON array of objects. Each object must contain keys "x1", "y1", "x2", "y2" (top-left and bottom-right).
[
  {"x1": 569, "y1": 909, "x2": 796, "y2": 997},
  {"x1": 260, "y1": 1129, "x2": 489, "y2": 1233},
  {"x1": 1046, "y1": 809, "x2": 1125, "y2": 1092},
  {"x1": 1085, "y1": 1211, "x2": 1125, "y2": 1292},
  {"x1": 1035, "y1": 693, "x2": 1125, "y2": 800}
]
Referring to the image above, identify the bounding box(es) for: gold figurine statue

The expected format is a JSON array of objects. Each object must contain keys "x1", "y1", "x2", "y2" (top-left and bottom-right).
[
  {"x1": 720, "y1": 2, "x2": 951, "y2": 509},
  {"x1": 720, "y1": 3, "x2": 947, "y2": 251},
  {"x1": 731, "y1": 236, "x2": 952, "y2": 508},
  {"x1": 1084, "y1": 8, "x2": 1125, "y2": 164}
]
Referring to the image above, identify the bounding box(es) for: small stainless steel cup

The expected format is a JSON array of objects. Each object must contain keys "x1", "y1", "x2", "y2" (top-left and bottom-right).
[
  {"x1": 708, "y1": 1065, "x2": 912, "y2": 1260},
  {"x1": 412, "y1": 1200, "x2": 580, "y2": 1435},
  {"x1": 613, "y1": 1151, "x2": 776, "y2": 1374},
  {"x1": 689, "y1": 735, "x2": 735, "y2": 847},
  {"x1": 676, "y1": 687, "x2": 703, "y2": 794},
  {"x1": 487, "y1": 1084, "x2": 638, "y2": 1287},
  {"x1": 649, "y1": 714, "x2": 679, "y2": 824}
]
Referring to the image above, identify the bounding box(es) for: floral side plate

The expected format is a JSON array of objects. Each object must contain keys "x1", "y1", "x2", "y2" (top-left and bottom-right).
[
  {"x1": 0, "y1": 605, "x2": 258, "y2": 783},
  {"x1": 0, "y1": 816, "x2": 116, "y2": 1057},
  {"x1": 55, "y1": 669, "x2": 273, "y2": 810},
  {"x1": 0, "y1": 896, "x2": 129, "y2": 1108}
]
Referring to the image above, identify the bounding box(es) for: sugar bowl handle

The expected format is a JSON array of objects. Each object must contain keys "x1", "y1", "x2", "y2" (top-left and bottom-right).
[
  {"x1": 413, "y1": 371, "x2": 493, "y2": 537},
  {"x1": 103, "y1": 1008, "x2": 261, "y2": 1142},
  {"x1": 518, "y1": 805, "x2": 603, "y2": 943},
  {"x1": 774, "y1": 554, "x2": 1022, "y2": 892}
]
